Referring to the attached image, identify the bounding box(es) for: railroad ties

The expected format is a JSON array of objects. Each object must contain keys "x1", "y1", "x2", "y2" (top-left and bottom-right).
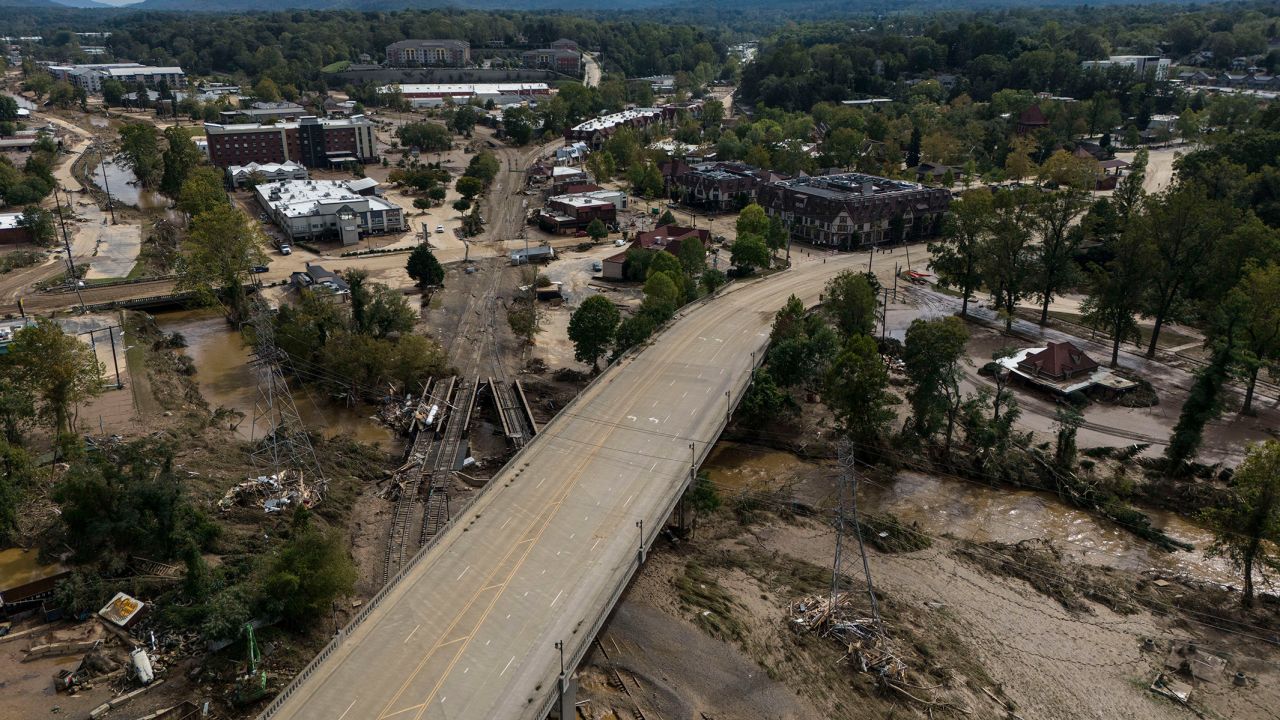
[{"x1": 487, "y1": 377, "x2": 537, "y2": 450}]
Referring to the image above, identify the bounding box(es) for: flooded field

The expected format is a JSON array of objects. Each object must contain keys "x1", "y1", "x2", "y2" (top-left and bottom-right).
[
  {"x1": 155, "y1": 308, "x2": 397, "y2": 448},
  {"x1": 703, "y1": 441, "x2": 1252, "y2": 591},
  {"x1": 90, "y1": 155, "x2": 169, "y2": 210}
]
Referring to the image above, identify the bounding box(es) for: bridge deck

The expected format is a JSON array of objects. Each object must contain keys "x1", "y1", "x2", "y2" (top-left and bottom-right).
[{"x1": 261, "y1": 255, "x2": 864, "y2": 720}]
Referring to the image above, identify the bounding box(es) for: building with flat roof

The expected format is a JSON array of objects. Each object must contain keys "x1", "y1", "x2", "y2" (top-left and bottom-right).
[
  {"x1": 1081, "y1": 55, "x2": 1171, "y2": 81},
  {"x1": 0, "y1": 212, "x2": 32, "y2": 244},
  {"x1": 219, "y1": 101, "x2": 307, "y2": 123},
  {"x1": 386, "y1": 39, "x2": 471, "y2": 67},
  {"x1": 522, "y1": 47, "x2": 581, "y2": 75},
  {"x1": 758, "y1": 173, "x2": 951, "y2": 249},
  {"x1": 205, "y1": 115, "x2": 377, "y2": 169},
  {"x1": 380, "y1": 83, "x2": 551, "y2": 104},
  {"x1": 46, "y1": 62, "x2": 185, "y2": 94},
  {"x1": 255, "y1": 178, "x2": 404, "y2": 245},
  {"x1": 536, "y1": 189, "x2": 625, "y2": 233},
  {"x1": 565, "y1": 104, "x2": 700, "y2": 148},
  {"x1": 226, "y1": 161, "x2": 309, "y2": 187}
]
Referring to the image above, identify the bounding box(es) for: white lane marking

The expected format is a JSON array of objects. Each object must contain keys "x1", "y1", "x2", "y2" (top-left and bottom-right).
[
  {"x1": 690, "y1": 408, "x2": 696, "y2": 416},
  {"x1": 681, "y1": 392, "x2": 687, "y2": 399},
  {"x1": 501, "y1": 656, "x2": 515, "y2": 676},
  {"x1": 536, "y1": 477, "x2": 546, "y2": 488},
  {"x1": 668, "y1": 379, "x2": 675, "y2": 386},
  {"x1": 404, "y1": 624, "x2": 421, "y2": 644},
  {"x1": 624, "y1": 494, "x2": 634, "y2": 506},
  {"x1": 551, "y1": 589, "x2": 564, "y2": 607},
  {"x1": 441, "y1": 697, "x2": 446, "y2": 704},
  {"x1": 648, "y1": 417, "x2": 659, "y2": 424},
  {"x1": 626, "y1": 415, "x2": 637, "y2": 422},
  {"x1": 651, "y1": 400, "x2": 659, "y2": 407},
  {"x1": 456, "y1": 566, "x2": 470, "y2": 581},
  {"x1": 463, "y1": 667, "x2": 469, "y2": 674},
  {"x1": 500, "y1": 517, "x2": 512, "y2": 530},
  {"x1": 569, "y1": 533, "x2": 576, "y2": 540},
  {"x1": 650, "y1": 462, "x2": 658, "y2": 471},
  {"x1": 486, "y1": 639, "x2": 491, "y2": 646},
  {"x1": 337, "y1": 699, "x2": 357, "y2": 720},
  {"x1": 592, "y1": 538, "x2": 602, "y2": 551}
]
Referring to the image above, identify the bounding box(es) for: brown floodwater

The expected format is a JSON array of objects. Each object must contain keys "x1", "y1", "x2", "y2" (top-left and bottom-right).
[
  {"x1": 703, "y1": 441, "x2": 1256, "y2": 591},
  {"x1": 90, "y1": 155, "x2": 170, "y2": 210},
  {"x1": 154, "y1": 308, "x2": 397, "y2": 448}
]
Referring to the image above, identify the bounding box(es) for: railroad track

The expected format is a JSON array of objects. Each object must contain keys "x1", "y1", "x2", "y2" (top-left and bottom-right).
[{"x1": 383, "y1": 377, "x2": 454, "y2": 584}]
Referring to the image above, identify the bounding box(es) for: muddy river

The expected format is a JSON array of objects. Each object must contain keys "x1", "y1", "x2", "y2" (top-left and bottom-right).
[
  {"x1": 90, "y1": 155, "x2": 169, "y2": 210},
  {"x1": 154, "y1": 309, "x2": 397, "y2": 448},
  {"x1": 703, "y1": 441, "x2": 1256, "y2": 591}
]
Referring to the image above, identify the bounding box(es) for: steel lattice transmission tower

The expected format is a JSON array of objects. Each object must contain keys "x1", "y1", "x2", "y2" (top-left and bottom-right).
[
  {"x1": 831, "y1": 439, "x2": 884, "y2": 636},
  {"x1": 248, "y1": 308, "x2": 325, "y2": 484}
]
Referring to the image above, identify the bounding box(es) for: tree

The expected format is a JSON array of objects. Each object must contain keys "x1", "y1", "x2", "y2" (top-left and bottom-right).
[
  {"x1": 641, "y1": 271, "x2": 680, "y2": 323},
  {"x1": 453, "y1": 198, "x2": 471, "y2": 213},
  {"x1": 119, "y1": 123, "x2": 163, "y2": 188},
  {"x1": 101, "y1": 79, "x2": 125, "y2": 107},
  {"x1": 569, "y1": 295, "x2": 621, "y2": 371},
  {"x1": 406, "y1": 245, "x2": 444, "y2": 288},
  {"x1": 978, "y1": 196, "x2": 1037, "y2": 331},
  {"x1": 346, "y1": 271, "x2": 416, "y2": 339},
  {"x1": 1029, "y1": 190, "x2": 1088, "y2": 325},
  {"x1": 160, "y1": 126, "x2": 203, "y2": 198},
  {"x1": 18, "y1": 206, "x2": 54, "y2": 245},
  {"x1": 253, "y1": 77, "x2": 281, "y2": 102},
  {"x1": 1139, "y1": 185, "x2": 1229, "y2": 357},
  {"x1": 658, "y1": 209, "x2": 676, "y2": 227},
  {"x1": 730, "y1": 234, "x2": 770, "y2": 273},
  {"x1": 398, "y1": 122, "x2": 452, "y2": 152},
  {"x1": 905, "y1": 126, "x2": 922, "y2": 168},
  {"x1": 455, "y1": 176, "x2": 484, "y2": 201},
  {"x1": 902, "y1": 317, "x2": 969, "y2": 456},
  {"x1": 824, "y1": 335, "x2": 897, "y2": 452},
  {"x1": 507, "y1": 304, "x2": 541, "y2": 344},
  {"x1": 1081, "y1": 232, "x2": 1152, "y2": 367},
  {"x1": 464, "y1": 152, "x2": 501, "y2": 187},
  {"x1": 700, "y1": 268, "x2": 727, "y2": 295},
  {"x1": 1165, "y1": 341, "x2": 1234, "y2": 470},
  {"x1": 1204, "y1": 440, "x2": 1280, "y2": 607},
  {"x1": 929, "y1": 188, "x2": 991, "y2": 317},
  {"x1": 1230, "y1": 264, "x2": 1280, "y2": 415},
  {"x1": 684, "y1": 471, "x2": 720, "y2": 539},
  {"x1": 176, "y1": 205, "x2": 267, "y2": 322},
  {"x1": 503, "y1": 106, "x2": 534, "y2": 145},
  {"x1": 449, "y1": 105, "x2": 480, "y2": 135},
  {"x1": 259, "y1": 516, "x2": 355, "y2": 628},
  {"x1": 735, "y1": 203, "x2": 770, "y2": 238},
  {"x1": 613, "y1": 314, "x2": 656, "y2": 358},
  {"x1": 585, "y1": 218, "x2": 608, "y2": 243},
  {"x1": 739, "y1": 368, "x2": 790, "y2": 424},
  {"x1": 10, "y1": 320, "x2": 103, "y2": 439},
  {"x1": 823, "y1": 270, "x2": 877, "y2": 339},
  {"x1": 177, "y1": 166, "x2": 226, "y2": 218}
]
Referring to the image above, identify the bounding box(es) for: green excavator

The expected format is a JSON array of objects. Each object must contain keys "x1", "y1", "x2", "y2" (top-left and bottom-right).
[{"x1": 233, "y1": 622, "x2": 269, "y2": 705}]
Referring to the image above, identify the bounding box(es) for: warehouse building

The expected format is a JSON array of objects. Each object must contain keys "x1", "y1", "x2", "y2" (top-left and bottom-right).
[
  {"x1": 205, "y1": 115, "x2": 377, "y2": 169},
  {"x1": 757, "y1": 173, "x2": 950, "y2": 249},
  {"x1": 255, "y1": 178, "x2": 405, "y2": 245}
]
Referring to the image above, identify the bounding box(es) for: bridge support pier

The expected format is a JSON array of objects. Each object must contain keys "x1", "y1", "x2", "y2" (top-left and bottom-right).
[{"x1": 548, "y1": 672, "x2": 578, "y2": 719}]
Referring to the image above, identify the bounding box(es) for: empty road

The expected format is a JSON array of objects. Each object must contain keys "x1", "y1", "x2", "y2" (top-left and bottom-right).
[{"x1": 261, "y1": 251, "x2": 866, "y2": 720}]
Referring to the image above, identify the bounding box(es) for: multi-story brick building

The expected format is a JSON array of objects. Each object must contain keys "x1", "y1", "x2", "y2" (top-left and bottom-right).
[
  {"x1": 385, "y1": 39, "x2": 471, "y2": 67},
  {"x1": 757, "y1": 173, "x2": 950, "y2": 249},
  {"x1": 204, "y1": 116, "x2": 377, "y2": 169},
  {"x1": 522, "y1": 42, "x2": 581, "y2": 75},
  {"x1": 664, "y1": 161, "x2": 774, "y2": 211},
  {"x1": 564, "y1": 104, "x2": 701, "y2": 148}
]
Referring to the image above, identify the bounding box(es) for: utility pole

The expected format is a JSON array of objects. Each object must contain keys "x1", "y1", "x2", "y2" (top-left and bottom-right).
[
  {"x1": 96, "y1": 142, "x2": 116, "y2": 225},
  {"x1": 880, "y1": 287, "x2": 889, "y2": 344},
  {"x1": 53, "y1": 186, "x2": 86, "y2": 312}
]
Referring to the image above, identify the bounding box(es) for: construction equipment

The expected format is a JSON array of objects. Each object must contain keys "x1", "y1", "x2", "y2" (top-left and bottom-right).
[{"x1": 233, "y1": 623, "x2": 268, "y2": 705}]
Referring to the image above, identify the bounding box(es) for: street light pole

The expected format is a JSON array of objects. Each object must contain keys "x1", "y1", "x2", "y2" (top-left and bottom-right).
[
  {"x1": 97, "y1": 142, "x2": 116, "y2": 225},
  {"x1": 53, "y1": 186, "x2": 85, "y2": 312}
]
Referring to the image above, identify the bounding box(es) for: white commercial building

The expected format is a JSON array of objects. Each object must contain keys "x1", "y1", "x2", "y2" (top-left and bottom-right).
[
  {"x1": 379, "y1": 83, "x2": 551, "y2": 106},
  {"x1": 227, "y1": 162, "x2": 309, "y2": 187},
  {"x1": 1081, "y1": 55, "x2": 1171, "y2": 81},
  {"x1": 255, "y1": 179, "x2": 405, "y2": 245}
]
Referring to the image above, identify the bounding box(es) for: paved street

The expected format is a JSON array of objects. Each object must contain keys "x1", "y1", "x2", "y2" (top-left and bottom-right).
[{"x1": 263, "y1": 252, "x2": 867, "y2": 720}]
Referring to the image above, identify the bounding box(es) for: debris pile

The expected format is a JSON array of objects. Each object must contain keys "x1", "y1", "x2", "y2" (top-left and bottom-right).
[
  {"x1": 217, "y1": 470, "x2": 323, "y2": 513},
  {"x1": 789, "y1": 593, "x2": 907, "y2": 681}
]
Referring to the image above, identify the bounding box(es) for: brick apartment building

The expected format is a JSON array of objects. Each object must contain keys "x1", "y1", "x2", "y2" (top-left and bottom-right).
[
  {"x1": 385, "y1": 39, "x2": 471, "y2": 67},
  {"x1": 565, "y1": 103, "x2": 702, "y2": 148},
  {"x1": 536, "y1": 189, "x2": 625, "y2": 233},
  {"x1": 522, "y1": 39, "x2": 582, "y2": 74},
  {"x1": 757, "y1": 173, "x2": 951, "y2": 249},
  {"x1": 204, "y1": 116, "x2": 378, "y2": 169},
  {"x1": 663, "y1": 160, "x2": 775, "y2": 211}
]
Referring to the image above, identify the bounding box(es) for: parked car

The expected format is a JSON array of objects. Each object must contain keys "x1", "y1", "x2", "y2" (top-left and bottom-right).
[
  {"x1": 592, "y1": 260, "x2": 603, "y2": 272},
  {"x1": 435, "y1": 225, "x2": 445, "y2": 234},
  {"x1": 279, "y1": 244, "x2": 292, "y2": 255},
  {"x1": 614, "y1": 238, "x2": 626, "y2": 247},
  {"x1": 250, "y1": 265, "x2": 269, "y2": 274}
]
